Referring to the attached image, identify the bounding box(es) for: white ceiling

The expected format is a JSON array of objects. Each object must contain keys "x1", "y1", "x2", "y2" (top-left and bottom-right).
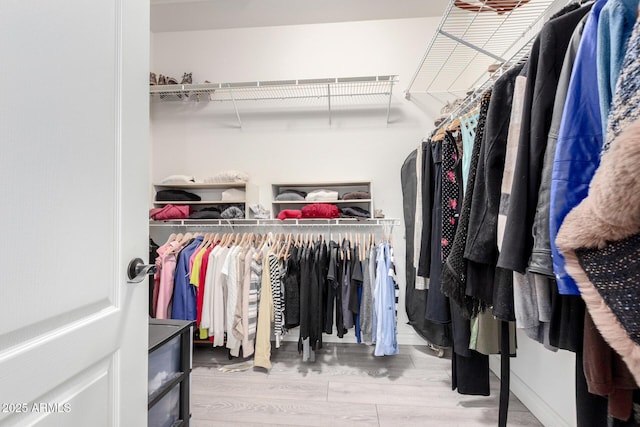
[{"x1": 151, "y1": 0, "x2": 450, "y2": 32}]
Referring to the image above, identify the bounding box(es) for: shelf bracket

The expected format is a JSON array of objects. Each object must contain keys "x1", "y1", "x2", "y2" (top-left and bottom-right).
[
  {"x1": 438, "y1": 30, "x2": 506, "y2": 63},
  {"x1": 227, "y1": 84, "x2": 243, "y2": 128},
  {"x1": 386, "y1": 84, "x2": 394, "y2": 126},
  {"x1": 327, "y1": 84, "x2": 332, "y2": 126}
]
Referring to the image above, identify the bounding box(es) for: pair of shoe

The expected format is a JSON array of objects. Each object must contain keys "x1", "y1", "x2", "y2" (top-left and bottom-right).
[
  {"x1": 150, "y1": 73, "x2": 175, "y2": 85},
  {"x1": 150, "y1": 72, "x2": 192, "y2": 85},
  {"x1": 249, "y1": 204, "x2": 271, "y2": 219}
]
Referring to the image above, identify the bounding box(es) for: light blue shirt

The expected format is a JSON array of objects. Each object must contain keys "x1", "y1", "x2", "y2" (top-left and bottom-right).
[
  {"x1": 460, "y1": 110, "x2": 480, "y2": 194},
  {"x1": 374, "y1": 242, "x2": 399, "y2": 356},
  {"x1": 597, "y1": 0, "x2": 639, "y2": 134}
]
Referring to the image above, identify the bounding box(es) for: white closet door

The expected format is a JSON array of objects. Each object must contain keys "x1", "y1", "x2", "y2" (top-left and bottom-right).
[{"x1": 0, "y1": 0, "x2": 149, "y2": 426}]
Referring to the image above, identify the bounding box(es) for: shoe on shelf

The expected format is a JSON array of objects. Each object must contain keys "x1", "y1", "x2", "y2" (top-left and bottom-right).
[
  {"x1": 249, "y1": 204, "x2": 271, "y2": 219},
  {"x1": 150, "y1": 72, "x2": 157, "y2": 85},
  {"x1": 166, "y1": 76, "x2": 178, "y2": 85},
  {"x1": 181, "y1": 72, "x2": 192, "y2": 84},
  {"x1": 179, "y1": 73, "x2": 192, "y2": 99},
  {"x1": 157, "y1": 74, "x2": 166, "y2": 85}
]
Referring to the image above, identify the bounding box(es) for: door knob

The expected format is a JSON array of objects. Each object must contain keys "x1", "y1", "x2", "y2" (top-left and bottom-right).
[{"x1": 127, "y1": 258, "x2": 157, "y2": 283}]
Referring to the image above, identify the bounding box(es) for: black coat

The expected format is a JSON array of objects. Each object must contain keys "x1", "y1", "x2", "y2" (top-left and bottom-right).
[
  {"x1": 401, "y1": 148, "x2": 451, "y2": 347},
  {"x1": 497, "y1": 5, "x2": 593, "y2": 274},
  {"x1": 528, "y1": 11, "x2": 590, "y2": 277}
]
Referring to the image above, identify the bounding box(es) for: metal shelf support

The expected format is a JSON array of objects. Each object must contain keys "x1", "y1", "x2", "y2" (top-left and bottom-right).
[{"x1": 227, "y1": 84, "x2": 242, "y2": 128}]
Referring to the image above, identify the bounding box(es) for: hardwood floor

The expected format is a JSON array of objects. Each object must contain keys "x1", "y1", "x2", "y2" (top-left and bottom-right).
[{"x1": 191, "y1": 341, "x2": 543, "y2": 426}]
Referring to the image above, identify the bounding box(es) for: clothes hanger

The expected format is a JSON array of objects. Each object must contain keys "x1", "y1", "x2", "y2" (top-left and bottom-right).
[
  {"x1": 164, "y1": 233, "x2": 177, "y2": 245},
  {"x1": 195, "y1": 233, "x2": 208, "y2": 251},
  {"x1": 346, "y1": 235, "x2": 351, "y2": 261},
  {"x1": 448, "y1": 117, "x2": 461, "y2": 131},
  {"x1": 180, "y1": 232, "x2": 193, "y2": 245},
  {"x1": 432, "y1": 126, "x2": 446, "y2": 142},
  {"x1": 277, "y1": 234, "x2": 288, "y2": 260},
  {"x1": 284, "y1": 234, "x2": 293, "y2": 260},
  {"x1": 462, "y1": 105, "x2": 479, "y2": 121}
]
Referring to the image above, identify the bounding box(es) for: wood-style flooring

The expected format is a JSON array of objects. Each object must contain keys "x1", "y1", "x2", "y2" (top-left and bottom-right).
[{"x1": 191, "y1": 341, "x2": 542, "y2": 426}]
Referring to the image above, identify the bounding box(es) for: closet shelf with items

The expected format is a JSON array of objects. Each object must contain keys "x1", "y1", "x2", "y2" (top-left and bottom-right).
[
  {"x1": 271, "y1": 181, "x2": 375, "y2": 220},
  {"x1": 405, "y1": 0, "x2": 566, "y2": 101},
  {"x1": 151, "y1": 180, "x2": 254, "y2": 222},
  {"x1": 150, "y1": 75, "x2": 398, "y2": 127}
]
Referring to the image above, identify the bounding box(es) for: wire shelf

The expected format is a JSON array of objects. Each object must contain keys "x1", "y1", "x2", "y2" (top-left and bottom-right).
[
  {"x1": 406, "y1": 0, "x2": 567, "y2": 97},
  {"x1": 150, "y1": 75, "x2": 398, "y2": 126}
]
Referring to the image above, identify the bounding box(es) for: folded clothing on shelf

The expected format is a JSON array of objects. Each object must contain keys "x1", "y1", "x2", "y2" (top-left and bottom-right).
[
  {"x1": 221, "y1": 188, "x2": 246, "y2": 201},
  {"x1": 301, "y1": 203, "x2": 340, "y2": 219},
  {"x1": 341, "y1": 191, "x2": 371, "y2": 200},
  {"x1": 149, "y1": 204, "x2": 190, "y2": 220},
  {"x1": 189, "y1": 207, "x2": 222, "y2": 219},
  {"x1": 277, "y1": 209, "x2": 303, "y2": 220},
  {"x1": 305, "y1": 189, "x2": 339, "y2": 202},
  {"x1": 159, "y1": 174, "x2": 196, "y2": 184},
  {"x1": 202, "y1": 170, "x2": 249, "y2": 183},
  {"x1": 156, "y1": 189, "x2": 201, "y2": 202},
  {"x1": 340, "y1": 206, "x2": 371, "y2": 218},
  {"x1": 221, "y1": 206, "x2": 245, "y2": 219},
  {"x1": 275, "y1": 190, "x2": 306, "y2": 201}
]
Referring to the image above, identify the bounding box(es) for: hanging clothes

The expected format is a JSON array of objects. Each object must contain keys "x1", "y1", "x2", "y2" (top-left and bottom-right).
[
  {"x1": 401, "y1": 149, "x2": 451, "y2": 347},
  {"x1": 550, "y1": 0, "x2": 608, "y2": 296},
  {"x1": 498, "y1": 4, "x2": 594, "y2": 276},
  {"x1": 254, "y1": 246, "x2": 274, "y2": 369},
  {"x1": 373, "y1": 242, "x2": 399, "y2": 356},
  {"x1": 596, "y1": 0, "x2": 639, "y2": 134},
  {"x1": 424, "y1": 139, "x2": 450, "y2": 324},
  {"x1": 524, "y1": 13, "x2": 590, "y2": 351},
  {"x1": 464, "y1": 64, "x2": 522, "y2": 321},
  {"x1": 557, "y1": 17, "x2": 640, "y2": 389},
  {"x1": 284, "y1": 244, "x2": 300, "y2": 328},
  {"x1": 171, "y1": 236, "x2": 203, "y2": 320},
  {"x1": 460, "y1": 110, "x2": 479, "y2": 194},
  {"x1": 441, "y1": 90, "x2": 492, "y2": 319}
]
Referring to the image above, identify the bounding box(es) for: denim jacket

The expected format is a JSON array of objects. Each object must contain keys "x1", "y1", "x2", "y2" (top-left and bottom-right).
[{"x1": 597, "y1": 0, "x2": 639, "y2": 134}]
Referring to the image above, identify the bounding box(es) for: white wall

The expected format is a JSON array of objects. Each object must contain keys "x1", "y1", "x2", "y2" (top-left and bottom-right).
[{"x1": 151, "y1": 16, "x2": 576, "y2": 424}]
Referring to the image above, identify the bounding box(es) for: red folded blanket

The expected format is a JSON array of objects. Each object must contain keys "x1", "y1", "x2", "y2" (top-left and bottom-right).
[
  {"x1": 277, "y1": 209, "x2": 302, "y2": 220},
  {"x1": 301, "y1": 203, "x2": 340, "y2": 219},
  {"x1": 149, "y1": 204, "x2": 190, "y2": 220}
]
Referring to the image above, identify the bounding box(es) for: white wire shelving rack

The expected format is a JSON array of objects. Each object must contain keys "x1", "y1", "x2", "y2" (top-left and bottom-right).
[
  {"x1": 405, "y1": 0, "x2": 568, "y2": 102},
  {"x1": 149, "y1": 75, "x2": 398, "y2": 127}
]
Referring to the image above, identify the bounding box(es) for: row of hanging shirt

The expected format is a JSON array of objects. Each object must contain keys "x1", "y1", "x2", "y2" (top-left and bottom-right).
[{"x1": 151, "y1": 231, "x2": 399, "y2": 369}]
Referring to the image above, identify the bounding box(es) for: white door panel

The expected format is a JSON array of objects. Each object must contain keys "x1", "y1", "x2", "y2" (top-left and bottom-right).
[{"x1": 0, "y1": 0, "x2": 149, "y2": 425}]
